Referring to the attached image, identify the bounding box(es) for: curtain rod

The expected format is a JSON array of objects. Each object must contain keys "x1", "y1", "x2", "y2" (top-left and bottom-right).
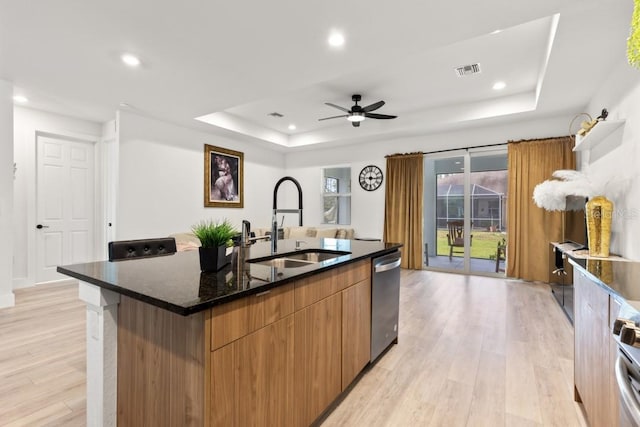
[
  {"x1": 420, "y1": 142, "x2": 507, "y2": 156},
  {"x1": 385, "y1": 144, "x2": 505, "y2": 158},
  {"x1": 386, "y1": 135, "x2": 571, "y2": 157}
]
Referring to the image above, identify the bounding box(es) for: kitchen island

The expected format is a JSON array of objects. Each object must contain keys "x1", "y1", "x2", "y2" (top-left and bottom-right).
[{"x1": 58, "y1": 238, "x2": 402, "y2": 427}]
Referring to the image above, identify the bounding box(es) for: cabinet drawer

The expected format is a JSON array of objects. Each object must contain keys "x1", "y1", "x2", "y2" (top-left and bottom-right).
[
  {"x1": 211, "y1": 283, "x2": 294, "y2": 350},
  {"x1": 336, "y1": 259, "x2": 371, "y2": 292},
  {"x1": 263, "y1": 283, "x2": 295, "y2": 325},
  {"x1": 294, "y1": 269, "x2": 337, "y2": 310}
]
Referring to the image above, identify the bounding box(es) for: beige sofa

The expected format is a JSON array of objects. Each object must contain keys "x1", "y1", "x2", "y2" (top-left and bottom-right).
[
  {"x1": 171, "y1": 226, "x2": 355, "y2": 252},
  {"x1": 169, "y1": 232, "x2": 202, "y2": 252},
  {"x1": 252, "y1": 226, "x2": 355, "y2": 240}
]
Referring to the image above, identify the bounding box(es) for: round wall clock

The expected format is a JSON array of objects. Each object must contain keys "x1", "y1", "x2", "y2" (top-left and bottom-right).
[{"x1": 359, "y1": 165, "x2": 383, "y2": 191}]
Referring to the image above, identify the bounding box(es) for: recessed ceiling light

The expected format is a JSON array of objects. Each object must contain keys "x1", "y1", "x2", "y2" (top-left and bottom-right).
[
  {"x1": 492, "y1": 81, "x2": 506, "y2": 90},
  {"x1": 121, "y1": 53, "x2": 141, "y2": 67},
  {"x1": 288, "y1": 124, "x2": 296, "y2": 130},
  {"x1": 328, "y1": 32, "x2": 345, "y2": 47},
  {"x1": 13, "y1": 95, "x2": 28, "y2": 104},
  {"x1": 490, "y1": 29, "x2": 502, "y2": 35}
]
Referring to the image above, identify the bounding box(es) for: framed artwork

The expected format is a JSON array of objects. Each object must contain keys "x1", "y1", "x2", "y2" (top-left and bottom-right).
[{"x1": 204, "y1": 144, "x2": 244, "y2": 208}]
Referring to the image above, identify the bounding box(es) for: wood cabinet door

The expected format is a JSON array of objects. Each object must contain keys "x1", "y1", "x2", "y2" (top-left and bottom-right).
[
  {"x1": 342, "y1": 278, "x2": 371, "y2": 389},
  {"x1": 236, "y1": 315, "x2": 295, "y2": 427},
  {"x1": 609, "y1": 297, "x2": 621, "y2": 427},
  {"x1": 294, "y1": 293, "x2": 342, "y2": 426},
  {"x1": 574, "y1": 272, "x2": 589, "y2": 402},
  {"x1": 574, "y1": 271, "x2": 611, "y2": 426},
  {"x1": 210, "y1": 315, "x2": 295, "y2": 427},
  {"x1": 210, "y1": 342, "x2": 235, "y2": 427}
]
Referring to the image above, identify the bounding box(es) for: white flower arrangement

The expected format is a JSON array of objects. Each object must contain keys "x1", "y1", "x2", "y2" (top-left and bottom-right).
[{"x1": 533, "y1": 170, "x2": 596, "y2": 211}]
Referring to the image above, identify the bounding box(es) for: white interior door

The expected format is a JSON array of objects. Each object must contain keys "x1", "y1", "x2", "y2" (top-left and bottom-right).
[{"x1": 36, "y1": 135, "x2": 95, "y2": 283}]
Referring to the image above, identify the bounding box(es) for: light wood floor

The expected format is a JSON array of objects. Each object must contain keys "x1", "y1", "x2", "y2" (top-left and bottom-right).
[
  {"x1": 0, "y1": 272, "x2": 587, "y2": 426},
  {"x1": 0, "y1": 281, "x2": 86, "y2": 426},
  {"x1": 323, "y1": 270, "x2": 587, "y2": 427}
]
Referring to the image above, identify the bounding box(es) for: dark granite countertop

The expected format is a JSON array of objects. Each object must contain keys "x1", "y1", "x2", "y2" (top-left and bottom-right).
[
  {"x1": 567, "y1": 256, "x2": 640, "y2": 308},
  {"x1": 57, "y1": 238, "x2": 402, "y2": 316}
]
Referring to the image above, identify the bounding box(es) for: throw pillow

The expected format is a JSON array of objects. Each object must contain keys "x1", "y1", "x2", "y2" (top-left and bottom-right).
[{"x1": 315, "y1": 228, "x2": 337, "y2": 238}]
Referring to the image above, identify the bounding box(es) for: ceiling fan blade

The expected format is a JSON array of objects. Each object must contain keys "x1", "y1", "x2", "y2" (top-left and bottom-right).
[
  {"x1": 325, "y1": 102, "x2": 350, "y2": 113},
  {"x1": 364, "y1": 113, "x2": 397, "y2": 120},
  {"x1": 352, "y1": 121, "x2": 361, "y2": 127},
  {"x1": 362, "y1": 100, "x2": 385, "y2": 112},
  {"x1": 318, "y1": 114, "x2": 349, "y2": 121}
]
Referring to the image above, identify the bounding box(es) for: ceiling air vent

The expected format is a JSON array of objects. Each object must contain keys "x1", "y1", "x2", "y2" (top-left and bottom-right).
[
  {"x1": 454, "y1": 63, "x2": 481, "y2": 77},
  {"x1": 268, "y1": 112, "x2": 284, "y2": 118}
]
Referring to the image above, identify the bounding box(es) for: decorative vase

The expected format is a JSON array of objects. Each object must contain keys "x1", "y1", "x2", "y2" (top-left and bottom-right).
[
  {"x1": 198, "y1": 246, "x2": 231, "y2": 272},
  {"x1": 585, "y1": 196, "x2": 613, "y2": 258}
]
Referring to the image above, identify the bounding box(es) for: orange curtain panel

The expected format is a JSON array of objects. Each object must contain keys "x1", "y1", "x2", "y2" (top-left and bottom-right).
[
  {"x1": 384, "y1": 153, "x2": 424, "y2": 269},
  {"x1": 507, "y1": 137, "x2": 576, "y2": 281}
]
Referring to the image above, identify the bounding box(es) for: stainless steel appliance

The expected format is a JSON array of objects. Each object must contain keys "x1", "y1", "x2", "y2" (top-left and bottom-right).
[
  {"x1": 612, "y1": 300, "x2": 640, "y2": 426},
  {"x1": 550, "y1": 241, "x2": 585, "y2": 324},
  {"x1": 370, "y1": 250, "x2": 402, "y2": 362},
  {"x1": 616, "y1": 348, "x2": 640, "y2": 427}
]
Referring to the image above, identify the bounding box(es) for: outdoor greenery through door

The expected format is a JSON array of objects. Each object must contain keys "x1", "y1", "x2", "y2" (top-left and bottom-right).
[{"x1": 425, "y1": 150, "x2": 508, "y2": 274}]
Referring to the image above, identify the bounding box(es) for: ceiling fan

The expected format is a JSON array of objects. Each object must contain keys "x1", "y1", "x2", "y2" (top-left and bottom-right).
[{"x1": 319, "y1": 94, "x2": 397, "y2": 127}]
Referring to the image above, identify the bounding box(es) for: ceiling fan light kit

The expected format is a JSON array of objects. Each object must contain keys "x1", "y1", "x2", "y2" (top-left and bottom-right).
[
  {"x1": 319, "y1": 94, "x2": 397, "y2": 127},
  {"x1": 347, "y1": 112, "x2": 365, "y2": 122}
]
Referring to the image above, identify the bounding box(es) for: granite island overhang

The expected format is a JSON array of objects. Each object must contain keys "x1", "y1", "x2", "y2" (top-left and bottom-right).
[
  {"x1": 58, "y1": 238, "x2": 402, "y2": 426},
  {"x1": 58, "y1": 238, "x2": 401, "y2": 316}
]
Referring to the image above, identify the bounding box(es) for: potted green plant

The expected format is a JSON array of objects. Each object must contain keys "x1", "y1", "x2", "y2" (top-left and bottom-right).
[{"x1": 191, "y1": 219, "x2": 237, "y2": 272}]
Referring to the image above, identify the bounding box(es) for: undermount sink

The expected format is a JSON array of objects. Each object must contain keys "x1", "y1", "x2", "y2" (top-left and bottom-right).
[
  {"x1": 254, "y1": 258, "x2": 313, "y2": 268},
  {"x1": 286, "y1": 251, "x2": 348, "y2": 263},
  {"x1": 247, "y1": 249, "x2": 351, "y2": 268}
]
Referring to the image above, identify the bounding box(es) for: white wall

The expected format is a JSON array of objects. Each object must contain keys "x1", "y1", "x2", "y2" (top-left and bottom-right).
[
  {"x1": 13, "y1": 107, "x2": 102, "y2": 287},
  {"x1": 116, "y1": 111, "x2": 286, "y2": 238},
  {"x1": 580, "y1": 63, "x2": 640, "y2": 260},
  {"x1": 285, "y1": 114, "x2": 573, "y2": 239},
  {"x1": 0, "y1": 81, "x2": 15, "y2": 307}
]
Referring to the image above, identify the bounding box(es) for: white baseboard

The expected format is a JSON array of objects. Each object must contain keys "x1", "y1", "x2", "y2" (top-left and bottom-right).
[
  {"x1": 36, "y1": 278, "x2": 77, "y2": 286},
  {"x1": 0, "y1": 292, "x2": 15, "y2": 308}
]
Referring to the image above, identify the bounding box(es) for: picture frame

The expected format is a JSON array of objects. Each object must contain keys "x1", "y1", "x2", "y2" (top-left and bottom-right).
[{"x1": 204, "y1": 144, "x2": 244, "y2": 208}]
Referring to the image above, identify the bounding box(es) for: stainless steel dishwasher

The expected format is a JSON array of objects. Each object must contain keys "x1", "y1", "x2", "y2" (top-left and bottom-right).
[{"x1": 371, "y1": 250, "x2": 402, "y2": 362}]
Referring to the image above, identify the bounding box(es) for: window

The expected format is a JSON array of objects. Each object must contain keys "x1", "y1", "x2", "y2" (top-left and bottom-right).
[
  {"x1": 324, "y1": 176, "x2": 338, "y2": 193},
  {"x1": 322, "y1": 167, "x2": 351, "y2": 225}
]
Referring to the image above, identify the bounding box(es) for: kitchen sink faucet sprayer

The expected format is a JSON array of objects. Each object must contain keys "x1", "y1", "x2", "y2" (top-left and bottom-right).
[{"x1": 272, "y1": 176, "x2": 303, "y2": 254}]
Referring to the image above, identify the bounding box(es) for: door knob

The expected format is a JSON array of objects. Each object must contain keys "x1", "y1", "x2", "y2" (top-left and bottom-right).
[{"x1": 36, "y1": 224, "x2": 49, "y2": 229}]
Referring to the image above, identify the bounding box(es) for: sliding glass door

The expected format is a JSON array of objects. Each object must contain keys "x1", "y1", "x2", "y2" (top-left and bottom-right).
[{"x1": 424, "y1": 149, "x2": 507, "y2": 275}]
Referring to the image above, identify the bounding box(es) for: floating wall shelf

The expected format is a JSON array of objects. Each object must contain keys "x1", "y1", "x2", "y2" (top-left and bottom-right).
[{"x1": 573, "y1": 119, "x2": 625, "y2": 152}]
